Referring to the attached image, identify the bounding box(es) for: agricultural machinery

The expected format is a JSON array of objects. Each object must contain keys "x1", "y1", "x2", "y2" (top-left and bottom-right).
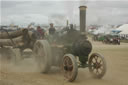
[{"x1": 0, "y1": 6, "x2": 106, "y2": 82}]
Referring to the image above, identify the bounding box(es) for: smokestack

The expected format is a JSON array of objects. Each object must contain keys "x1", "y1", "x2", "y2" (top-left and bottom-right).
[
  {"x1": 67, "y1": 20, "x2": 69, "y2": 26},
  {"x1": 79, "y1": 6, "x2": 87, "y2": 33}
]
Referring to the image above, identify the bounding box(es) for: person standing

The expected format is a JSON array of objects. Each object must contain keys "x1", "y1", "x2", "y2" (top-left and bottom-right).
[
  {"x1": 36, "y1": 26, "x2": 45, "y2": 39},
  {"x1": 49, "y1": 23, "x2": 56, "y2": 35}
]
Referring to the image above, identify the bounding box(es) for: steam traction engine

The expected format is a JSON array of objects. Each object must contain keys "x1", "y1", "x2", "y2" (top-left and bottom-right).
[
  {"x1": 0, "y1": 6, "x2": 106, "y2": 82},
  {"x1": 33, "y1": 6, "x2": 106, "y2": 82}
]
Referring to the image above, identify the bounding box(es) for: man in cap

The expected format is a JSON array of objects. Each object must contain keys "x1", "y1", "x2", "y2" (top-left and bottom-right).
[{"x1": 49, "y1": 23, "x2": 56, "y2": 35}]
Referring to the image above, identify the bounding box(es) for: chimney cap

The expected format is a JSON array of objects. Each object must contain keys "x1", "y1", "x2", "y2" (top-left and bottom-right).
[{"x1": 79, "y1": 6, "x2": 87, "y2": 10}]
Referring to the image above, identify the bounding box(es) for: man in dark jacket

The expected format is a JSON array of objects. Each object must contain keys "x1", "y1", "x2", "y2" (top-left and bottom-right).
[{"x1": 49, "y1": 23, "x2": 56, "y2": 35}]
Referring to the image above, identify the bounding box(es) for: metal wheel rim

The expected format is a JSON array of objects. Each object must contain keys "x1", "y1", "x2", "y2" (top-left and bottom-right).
[
  {"x1": 89, "y1": 53, "x2": 106, "y2": 78},
  {"x1": 63, "y1": 56, "x2": 74, "y2": 79}
]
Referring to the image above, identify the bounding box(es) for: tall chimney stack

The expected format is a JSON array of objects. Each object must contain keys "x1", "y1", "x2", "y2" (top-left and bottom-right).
[
  {"x1": 79, "y1": 6, "x2": 87, "y2": 33},
  {"x1": 67, "y1": 20, "x2": 69, "y2": 26}
]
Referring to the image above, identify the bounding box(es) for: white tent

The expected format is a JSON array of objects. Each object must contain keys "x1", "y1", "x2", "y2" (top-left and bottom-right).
[
  {"x1": 116, "y1": 24, "x2": 128, "y2": 39},
  {"x1": 116, "y1": 24, "x2": 128, "y2": 34},
  {"x1": 120, "y1": 30, "x2": 128, "y2": 35}
]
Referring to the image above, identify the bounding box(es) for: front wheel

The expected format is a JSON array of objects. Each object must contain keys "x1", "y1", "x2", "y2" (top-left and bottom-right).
[
  {"x1": 62, "y1": 54, "x2": 78, "y2": 82},
  {"x1": 88, "y1": 53, "x2": 106, "y2": 79}
]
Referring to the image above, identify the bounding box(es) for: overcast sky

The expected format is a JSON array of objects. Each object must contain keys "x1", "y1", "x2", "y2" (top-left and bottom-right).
[{"x1": 1, "y1": 0, "x2": 128, "y2": 26}]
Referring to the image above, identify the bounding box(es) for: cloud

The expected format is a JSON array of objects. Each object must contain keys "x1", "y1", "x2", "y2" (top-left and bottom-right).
[
  {"x1": 1, "y1": 14, "x2": 48, "y2": 26},
  {"x1": 1, "y1": 0, "x2": 128, "y2": 26},
  {"x1": 86, "y1": 1, "x2": 128, "y2": 25}
]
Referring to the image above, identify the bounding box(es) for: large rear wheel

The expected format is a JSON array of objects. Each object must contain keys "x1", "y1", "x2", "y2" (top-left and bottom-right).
[{"x1": 33, "y1": 40, "x2": 52, "y2": 73}]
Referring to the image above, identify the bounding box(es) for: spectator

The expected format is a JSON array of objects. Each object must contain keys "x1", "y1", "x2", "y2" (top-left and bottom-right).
[
  {"x1": 37, "y1": 26, "x2": 45, "y2": 39},
  {"x1": 49, "y1": 23, "x2": 56, "y2": 35}
]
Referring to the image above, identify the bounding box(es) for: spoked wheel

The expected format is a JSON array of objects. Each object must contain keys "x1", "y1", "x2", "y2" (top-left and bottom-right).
[
  {"x1": 33, "y1": 40, "x2": 52, "y2": 73},
  {"x1": 88, "y1": 53, "x2": 106, "y2": 78},
  {"x1": 62, "y1": 54, "x2": 78, "y2": 82}
]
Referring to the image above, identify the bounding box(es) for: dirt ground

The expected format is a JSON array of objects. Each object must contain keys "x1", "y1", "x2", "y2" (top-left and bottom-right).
[{"x1": 0, "y1": 40, "x2": 128, "y2": 85}]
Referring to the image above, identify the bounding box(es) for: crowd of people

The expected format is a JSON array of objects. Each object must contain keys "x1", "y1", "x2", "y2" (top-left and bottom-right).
[{"x1": 29, "y1": 23, "x2": 56, "y2": 40}]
